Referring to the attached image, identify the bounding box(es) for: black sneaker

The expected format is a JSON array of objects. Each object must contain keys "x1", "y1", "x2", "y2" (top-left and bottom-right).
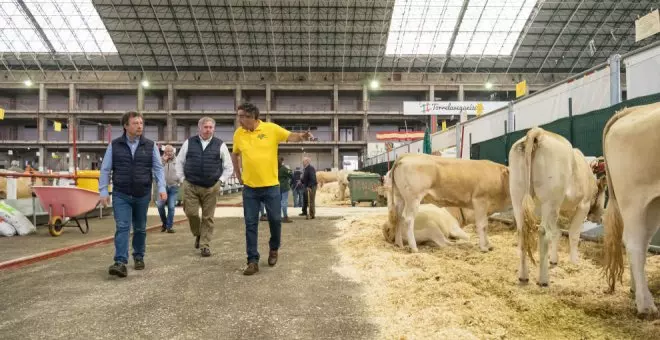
[
  {"x1": 166, "y1": 228, "x2": 176, "y2": 233},
  {"x1": 161, "y1": 225, "x2": 166, "y2": 232},
  {"x1": 108, "y1": 262, "x2": 127, "y2": 277},
  {"x1": 134, "y1": 259, "x2": 145, "y2": 270},
  {"x1": 201, "y1": 247, "x2": 211, "y2": 257},
  {"x1": 194, "y1": 235, "x2": 200, "y2": 249}
]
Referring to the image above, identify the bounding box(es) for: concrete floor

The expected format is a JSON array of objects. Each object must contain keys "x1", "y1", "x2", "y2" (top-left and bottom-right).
[
  {"x1": 0, "y1": 216, "x2": 378, "y2": 339},
  {"x1": 0, "y1": 215, "x2": 162, "y2": 262}
]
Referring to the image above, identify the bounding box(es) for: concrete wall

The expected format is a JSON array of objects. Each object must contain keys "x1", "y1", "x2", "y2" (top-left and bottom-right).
[
  {"x1": 274, "y1": 91, "x2": 332, "y2": 111},
  {"x1": 279, "y1": 151, "x2": 333, "y2": 171}
]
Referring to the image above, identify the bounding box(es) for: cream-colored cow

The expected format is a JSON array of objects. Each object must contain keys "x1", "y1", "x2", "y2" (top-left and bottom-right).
[
  {"x1": 382, "y1": 204, "x2": 469, "y2": 247},
  {"x1": 509, "y1": 127, "x2": 607, "y2": 287},
  {"x1": 387, "y1": 153, "x2": 511, "y2": 253},
  {"x1": 602, "y1": 102, "x2": 660, "y2": 318},
  {"x1": 316, "y1": 170, "x2": 338, "y2": 188}
]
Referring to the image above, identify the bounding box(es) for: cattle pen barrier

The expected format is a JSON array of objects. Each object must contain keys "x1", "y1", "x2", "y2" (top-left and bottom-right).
[{"x1": 363, "y1": 40, "x2": 660, "y2": 175}]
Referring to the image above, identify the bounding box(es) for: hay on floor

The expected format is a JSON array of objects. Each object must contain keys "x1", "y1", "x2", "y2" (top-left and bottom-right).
[{"x1": 332, "y1": 213, "x2": 660, "y2": 340}]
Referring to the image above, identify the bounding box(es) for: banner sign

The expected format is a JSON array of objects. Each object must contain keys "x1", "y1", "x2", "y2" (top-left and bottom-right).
[
  {"x1": 403, "y1": 101, "x2": 508, "y2": 116},
  {"x1": 376, "y1": 131, "x2": 425, "y2": 141}
]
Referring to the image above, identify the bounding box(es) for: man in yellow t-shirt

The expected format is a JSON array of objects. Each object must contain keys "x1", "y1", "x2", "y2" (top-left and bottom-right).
[{"x1": 231, "y1": 102, "x2": 314, "y2": 275}]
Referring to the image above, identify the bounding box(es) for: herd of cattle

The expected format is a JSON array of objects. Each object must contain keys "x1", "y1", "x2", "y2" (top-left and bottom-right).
[{"x1": 382, "y1": 101, "x2": 660, "y2": 318}]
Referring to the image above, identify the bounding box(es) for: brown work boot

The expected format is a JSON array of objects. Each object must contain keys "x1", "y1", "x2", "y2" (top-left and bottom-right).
[
  {"x1": 243, "y1": 262, "x2": 259, "y2": 275},
  {"x1": 268, "y1": 250, "x2": 278, "y2": 266},
  {"x1": 260, "y1": 215, "x2": 268, "y2": 222},
  {"x1": 282, "y1": 217, "x2": 293, "y2": 223}
]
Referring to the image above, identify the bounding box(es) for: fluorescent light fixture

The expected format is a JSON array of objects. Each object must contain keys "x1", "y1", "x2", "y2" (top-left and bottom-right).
[
  {"x1": 141, "y1": 80, "x2": 150, "y2": 88},
  {"x1": 485, "y1": 82, "x2": 493, "y2": 89},
  {"x1": 24, "y1": 79, "x2": 33, "y2": 87},
  {"x1": 369, "y1": 79, "x2": 379, "y2": 89},
  {"x1": 385, "y1": 0, "x2": 536, "y2": 56},
  {"x1": 0, "y1": 0, "x2": 117, "y2": 53}
]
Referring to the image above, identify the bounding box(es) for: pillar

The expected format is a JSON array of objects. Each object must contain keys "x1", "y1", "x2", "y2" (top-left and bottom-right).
[
  {"x1": 137, "y1": 83, "x2": 144, "y2": 112},
  {"x1": 68, "y1": 83, "x2": 77, "y2": 171},
  {"x1": 39, "y1": 83, "x2": 47, "y2": 112},
  {"x1": 362, "y1": 84, "x2": 368, "y2": 111},
  {"x1": 69, "y1": 83, "x2": 77, "y2": 111},
  {"x1": 333, "y1": 84, "x2": 339, "y2": 112},
  {"x1": 333, "y1": 145, "x2": 339, "y2": 170},
  {"x1": 38, "y1": 147, "x2": 45, "y2": 172},
  {"x1": 234, "y1": 85, "x2": 242, "y2": 129},
  {"x1": 166, "y1": 83, "x2": 175, "y2": 141},
  {"x1": 362, "y1": 115, "x2": 369, "y2": 142},
  {"x1": 333, "y1": 115, "x2": 339, "y2": 142},
  {"x1": 68, "y1": 115, "x2": 76, "y2": 172},
  {"x1": 429, "y1": 85, "x2": 437, "y2": 133},
  {"x1": 458, "y1": 84, "x2": 465, "y2": 101},
  {"x1": 38, "y1": 83, "x2": 47, "y2": 171},
  {"x1": 609, "y1": 54, "x2": 622, "y2": 105}
]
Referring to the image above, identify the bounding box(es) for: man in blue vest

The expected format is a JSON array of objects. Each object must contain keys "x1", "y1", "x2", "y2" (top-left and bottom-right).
[
  {"x1": 176, "y1": 117, "x2": 233, "y2": 257},
  {"x1": 99, "y1": 111, "x2": 167, "y2": 278}
]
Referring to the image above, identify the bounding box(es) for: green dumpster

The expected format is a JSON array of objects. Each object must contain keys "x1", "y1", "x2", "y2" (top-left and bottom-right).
[{"x1": 347, "y1": 173, "x2": 381, "y2": 207}]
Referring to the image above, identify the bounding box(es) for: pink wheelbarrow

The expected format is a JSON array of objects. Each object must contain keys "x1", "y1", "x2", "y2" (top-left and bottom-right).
[{"x1": 31, "y1": 186, "x2": 102, "y2": 237}]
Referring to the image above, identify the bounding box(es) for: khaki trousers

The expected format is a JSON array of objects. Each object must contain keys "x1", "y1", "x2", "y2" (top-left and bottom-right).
[{"x1": 183, "y1": 180, "x2": 220, "y2": 249}]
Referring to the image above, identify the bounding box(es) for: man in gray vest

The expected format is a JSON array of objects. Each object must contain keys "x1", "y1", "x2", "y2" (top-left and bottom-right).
[{"x1": 176, "y1": 117, "x2": 233, "y2": 257}]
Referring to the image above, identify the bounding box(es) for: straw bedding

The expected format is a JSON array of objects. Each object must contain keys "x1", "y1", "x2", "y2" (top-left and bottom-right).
[{"x1": 331, "y1": 212, "x2": 660, "y2": 340}]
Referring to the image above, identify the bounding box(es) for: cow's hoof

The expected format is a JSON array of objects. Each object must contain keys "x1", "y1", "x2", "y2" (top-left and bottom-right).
[
  {"x1": 537, "y1": 282, "x2": 549, "y2": 287},
  {"x1": 409, "y1": 247, "x2": 419, "y2": 253},
  {"x1": 549, "y1": 261, "x2": 558, "y2": 267},
  {"x1": 518, "y1": 278, "x2": 529, "y2": 284},
  {"x1": 636, "y1": 309, "x2": 659, "y2": 320},
  {"x1": 479, "y1": 246, "x2": 492, "y2": 253}
]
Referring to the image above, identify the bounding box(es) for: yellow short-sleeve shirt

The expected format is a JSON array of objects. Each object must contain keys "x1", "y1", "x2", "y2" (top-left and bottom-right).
[{"x1": 232, "y1": 121, "x2": 291, "y2": 188}]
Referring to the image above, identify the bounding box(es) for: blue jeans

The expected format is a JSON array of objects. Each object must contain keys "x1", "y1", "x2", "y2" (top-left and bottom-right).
[
  {"x1": 280, "y1": 190, "x2": 289, "y2": 218},
  {"x1": 243, "y1": 185, "x2": 281, "y2": 264},
  {"x1": 293, "y1": 188, "x2": 304, "y2": 208},
  {"x1": 112, "y1": 191, "x2": 151, "y2": 264},
  {"x1": 157, "y1": 186, "x2": 178, "y2": 229}
]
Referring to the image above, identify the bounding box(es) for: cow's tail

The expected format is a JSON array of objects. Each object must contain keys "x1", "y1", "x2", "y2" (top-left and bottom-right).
[
  {"x1": 602, "y1": 109, "x2": 628, "y2": 293},
  {"x1": 521, "y1": 128, "x2": 541, "y2": 265}
]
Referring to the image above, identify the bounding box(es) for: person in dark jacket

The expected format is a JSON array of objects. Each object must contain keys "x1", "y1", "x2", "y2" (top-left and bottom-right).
[
  {"x1": 99, "y1": 111, "x2": 167, "y2": 278},
  {"x1": 299, "y1": 157, "x2": 317, "y2": 219},
  {"x1": 291, "y1": 167, "x2": 304, "y2": 208},
  {"x1": 176, "y1": 117, "x2": 234, "y2": 257},
  {"x1": 278, "y1": 157, "x2": 293, "y2": 223}
]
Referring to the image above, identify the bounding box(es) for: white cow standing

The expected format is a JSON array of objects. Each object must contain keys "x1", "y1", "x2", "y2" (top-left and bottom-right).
[
  {"x1": 509, "y1": 127, "x2": 606, "y2": 286},
  {"x1": 602, "y1": 102, "x2": 660, "y2": 318}
]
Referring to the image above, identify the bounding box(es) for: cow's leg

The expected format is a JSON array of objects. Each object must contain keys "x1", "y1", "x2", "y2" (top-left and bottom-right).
[
  {"x1": 512, "y1": 201, "x2": 529, "y2": 283},
  {"x1": 538, "y1": 204, "x2": 559, "y2": 287},
  {"x1": 566, "y1": 204, "x2": 590, "y2": 264},
  {"x1": 402, "y1": 199, "x2": 422, "y2": 253},
  {"x1": 622, "y1": 210, "x2": 659, "y2": 318},
  {"x1": 393, "y1": 193, "x2": 405, "y2": 249},
  {"x1": 473, "y1": 203, "x2": 492, "y2": 252}
]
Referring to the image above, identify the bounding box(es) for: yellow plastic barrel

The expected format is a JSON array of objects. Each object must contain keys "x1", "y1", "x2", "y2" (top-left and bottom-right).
[{"x1": 76, "y1": 170, "x2": 101, "y2": 192}]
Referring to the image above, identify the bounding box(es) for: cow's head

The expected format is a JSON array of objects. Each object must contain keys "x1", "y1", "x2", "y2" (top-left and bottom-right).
[{"x1": 587, "y1": 176, "x2": 607, "y2": 223}]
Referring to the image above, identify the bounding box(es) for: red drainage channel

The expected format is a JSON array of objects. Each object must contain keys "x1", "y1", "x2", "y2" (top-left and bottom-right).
[{"x1": 0, "y1": 218, "x2": 188, "y2": 271}]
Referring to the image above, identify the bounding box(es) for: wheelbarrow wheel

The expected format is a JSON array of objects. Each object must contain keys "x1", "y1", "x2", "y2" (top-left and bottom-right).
[{"x1": 48, "y1": 216, "x2": 64, "y2": 237}]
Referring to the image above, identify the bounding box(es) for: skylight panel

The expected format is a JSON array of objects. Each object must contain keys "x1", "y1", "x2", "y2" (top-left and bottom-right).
[
  {"x1": 453, "y1": 0, "x2": 537, "y2": 56},
  {"x1": 385, "y1": 0, "x2": 537, "y2": 57},
  {"x1": 385, "y1": 0, "x2": 464, "y2": 56},
  {"x1": 0, "y1": 0, "x2": 117, "y2": 54}
]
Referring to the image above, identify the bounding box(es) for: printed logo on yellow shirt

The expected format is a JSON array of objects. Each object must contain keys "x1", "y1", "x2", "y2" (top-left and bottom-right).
[{"x1": 257, "y1": 133, "x2": 267, "y2": 140}]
